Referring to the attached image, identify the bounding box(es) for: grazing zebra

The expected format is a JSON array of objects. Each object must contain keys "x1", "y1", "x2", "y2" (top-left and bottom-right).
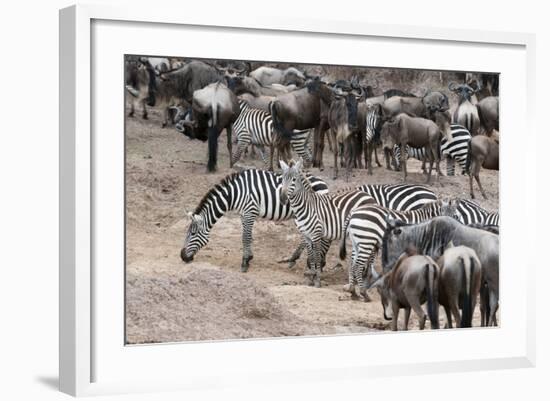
[
  {"x1": 180, "y1": 169, "x2": 328, "y2": 272},
  {"x1": 231, "y1": 100, "x2": 312, "y2": 169},
  {"x1": 279, "y1": 159, "x2": 376, "y2": 288},
  {"x1": 339, "y1": 198, "x2": 456, "y2": 299},
  {"x1": 393, "y1": 124, "x2": 472, "y2": 175},
  {"x1": 364, "y1": 104, "x2": 383, "y2": 174},
  {"x1": 455, "y1": 198, "x2": 499, "y2": 226}
]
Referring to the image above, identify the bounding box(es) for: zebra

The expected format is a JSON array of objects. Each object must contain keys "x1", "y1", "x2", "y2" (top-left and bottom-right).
[
  {"x1": 357, "y1": 183, "x2": 437, "y2": 211},
  {"x1": 339, "y1": 198, "x2": 456, "y2": 299},
  {"x1": 364, "y1": 104, "x2": 383, "y2": 174},
  {"x1": 279, "y1": 159, "x2": 376, "y2": 288},
  {"x1": 455, "y1": 198, "x2": 500, "y2": 226},
  {"x1": 392, "y1": 124, "x2": 472, "y2": 176},
  {"x1": 180, "y1": 168, "x2": 328, "y2": 272},
  {"x1": 231, "y1": 100, "x2": 312, "y2": 169}
]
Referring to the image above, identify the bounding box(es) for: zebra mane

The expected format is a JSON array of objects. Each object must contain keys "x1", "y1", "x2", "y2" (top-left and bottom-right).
[{"x1": 193, "y1": 171, "x2": 241, "y2": 215}]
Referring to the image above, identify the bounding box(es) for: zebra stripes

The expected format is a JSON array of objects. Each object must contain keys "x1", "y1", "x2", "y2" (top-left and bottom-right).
[
  {"x1": 280, "y1": 160, "x2": 376, "y2": 287},
  {"x1": 231, "y1": 100, "x2": 312, "y2": 167},
  {"x1": 339, "y1": 199, "x2": 454, "y2": 299},
  {"x1": 393, "y1": 124, "x2": 472, "y2": 176},
  {"x1": 180, "y1": 168, "x2": 328, "y2": 272},
  {"x1": 357, "y1": 183, "x2": 437, "y2": 211},
  {"x1": 455, "y1": 198, "x2": 500, "y2": 226}
]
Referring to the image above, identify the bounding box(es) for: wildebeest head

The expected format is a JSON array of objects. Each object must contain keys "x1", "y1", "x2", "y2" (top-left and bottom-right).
[
  {"x1": 136, "y1": 58, "x2": 158, "y2": 107},
  {"x1": 368, "y1": 269, "x2": 393, "y2": 320},
  {"x1": 174, "y1": 107, "x2": 208, "y2": 141},
  {"x1": 214, "y1": 60, "x2": 249, "y2": 78},
  {"x1": 279, "y1": 159, "x2": 303, "y2": 204},
  {"x1": 282, "y1": 67, "x2": 306, "y2": 87},
  {"x1": 331, "y1": 78, "x2": 365, "y2": 131},
  {"x1": 180, "y1": 212, "x2": 209, "y2": 263},
  {"x1": 448, "y1": 82, "x2": 479, "y2": 103},
  {"x1": 422, "y1": 90, "x2": 449, "y2": 115}
]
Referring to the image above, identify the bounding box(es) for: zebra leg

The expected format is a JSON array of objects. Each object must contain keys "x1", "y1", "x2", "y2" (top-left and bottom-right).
[
  {"x1": 231, "y1": 141, "x2": 247, "y2": 167},
  {"x1": 277, "y1": 239, "x2": 306, "y2": 268},
  {"x1": 240, "y1": 203, "x2": 259, "y2": 272},
  {"x1": 446, "y1": 155, "x2": 455, "y2": 176},
  {"x1": 358, "y1": 252, "x2": 375, "y2": 302},
  {"x1": 344, "y1": 247, "x2": 358, "y2": 298}
]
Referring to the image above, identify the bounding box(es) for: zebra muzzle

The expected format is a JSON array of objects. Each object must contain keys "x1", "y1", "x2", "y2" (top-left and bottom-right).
[{"x1": 180, "y1": 249, "x2": 194, "y2": 263}]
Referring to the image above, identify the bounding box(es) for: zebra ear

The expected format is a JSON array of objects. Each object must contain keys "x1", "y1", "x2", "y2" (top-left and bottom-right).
[
  {"x1": 279, "y1": 160, "x2": 289, "y2": 172},
  {"x1": 385, "y1": 215, "x2": 398, "y2": 229},
  {"x1": 294, "y1": 158, "x2": 303, "y2": 171}
]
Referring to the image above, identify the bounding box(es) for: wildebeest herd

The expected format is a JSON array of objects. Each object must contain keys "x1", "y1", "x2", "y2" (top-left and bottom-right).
[{"x1": 126, "y1": 56, "x2": 500, "y2": 333}]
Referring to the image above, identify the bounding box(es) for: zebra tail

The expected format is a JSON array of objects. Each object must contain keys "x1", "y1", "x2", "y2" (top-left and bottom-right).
[
  {"x1": 425, "y1": 264, "x2": 439, "y2": 329},
  {"x1": 339, "y1": 214, "x2": 353, "y2": 260},
  {"x1": 460, "y1": 257, "x2": 473, "y2": 328}
]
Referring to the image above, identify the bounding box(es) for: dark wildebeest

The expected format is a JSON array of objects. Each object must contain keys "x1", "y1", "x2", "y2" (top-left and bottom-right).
[
  {"x1": 476, "y1": 96, "x2": 499, "y2": 134},
  {"x1": 369, "y1": 247, "x2": 440, "y2": 331},
  {"x1": 177, "y1": 82, "x2": 240, "y2": 172},
  {"x1": 381, "y1": 113, "x2": 442, "y2": 183},
  {"x1": 250, "y1": 66, "x2": 306, "y2": 87},
  {"x1": 382, "y1": 216, "x2": 499, "y2": 327},
  {"x1": 381, "y1": 91, "x2": 449, "y2": 121},
  {"x1": 269, "y1": 77, "x2": 333, "y2": 168},
  {"x1": 125, "y1": 59, "x2": 225, "y2": 127},
  {"x1": 327, "y1": 78, "x2": 365, "y2": 180},
  {"x1": 437, "y1": 243, "x2": 482, "y2": 328},
  {"x1": 449, "y1": 82, "x2": 481, "y2": 136},
  {"x1": 466, "y1": 135, "x2": 499, "y2": 199}
]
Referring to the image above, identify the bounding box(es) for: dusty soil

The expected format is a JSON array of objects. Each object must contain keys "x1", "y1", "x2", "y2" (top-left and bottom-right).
[{"x1": 125, "y1": 105, "x2": 498, "y2": 344}]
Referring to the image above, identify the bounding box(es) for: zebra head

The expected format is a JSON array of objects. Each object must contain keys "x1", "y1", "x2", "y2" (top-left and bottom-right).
[
  {"x1": 180, "y1": 213, "x2": 209, "y2": 263},
  {"x1": 279, "y1": 159, "x2": 303, "y2": 204}
]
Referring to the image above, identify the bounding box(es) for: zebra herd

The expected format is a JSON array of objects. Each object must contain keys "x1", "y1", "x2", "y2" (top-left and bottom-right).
[{"x1": 180, "y1": 163, "x2": 500, "y2": 328}]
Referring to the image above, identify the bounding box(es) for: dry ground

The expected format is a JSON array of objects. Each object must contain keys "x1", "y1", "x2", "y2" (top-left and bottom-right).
[{"x1": 125, "y1": 105, "x2": 499, "y2": 344}]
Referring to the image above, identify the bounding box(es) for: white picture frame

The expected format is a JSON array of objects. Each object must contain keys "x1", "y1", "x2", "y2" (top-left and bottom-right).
[{"x1": 59, "y1": 3, "x2": 536, "y2": 397}]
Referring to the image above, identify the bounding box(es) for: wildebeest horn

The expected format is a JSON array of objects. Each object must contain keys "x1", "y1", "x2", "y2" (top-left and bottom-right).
[{"x1": 448, "y1": 81, "x2": 458, "y2": 91}]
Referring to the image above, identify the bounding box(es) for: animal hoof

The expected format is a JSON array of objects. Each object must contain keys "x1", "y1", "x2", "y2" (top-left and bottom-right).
[
  {"x1": 240, "y1": 265, "x2": 249, "y2": 273},
  {"x1": 343, "y1": 284, "x2": 353, "y2": 293}
]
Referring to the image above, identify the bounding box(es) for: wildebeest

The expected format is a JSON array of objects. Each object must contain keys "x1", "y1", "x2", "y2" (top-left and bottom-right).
[
  {"x1": 437, "y1": 243, "x2": 482, "y2": 328},
  {"x1": 382, "y1": 216, "x2": 499, "y2": 327},
  {"x1": 269, "y1": 77, "x2": 333, "y2": 167},
  {"x1": 125, "y1": 59, "x2": 225, "y2": 127},
  {"x1": 381, "y1": 113, "x2": 442, "y2": 183},
  {"x1": 250, "y1": 66, "x2": 306, "y2": 87},
  {"x1": 369, "y1": 247, "x2": 440, "y2": 331},
  {"x1": 466, "y1": 135, "x2": 499, "y2": 199},
  {"x1": 381, "y1": 91, "x2": 449, "y2": 120},
  {"x1": 476, "y1": 96, "x2": 499, "y2": 134},
  {"x1": 327, "y1": 79, "x2": 365, "y2": 179},
  {"x1": 449, "y1": 82, "x2": 480, "y2": 135},
  {"x1": 226, "y1": 76, "x2": 296, "y2": 97},
  {"x1": 178, "y1": 82, "x2": 240, "y2": 172}
]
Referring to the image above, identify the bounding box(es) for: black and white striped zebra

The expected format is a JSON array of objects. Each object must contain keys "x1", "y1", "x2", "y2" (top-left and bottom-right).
[
  {"x1": 455, "y1": 198, "x2": 500, "y2": 226},
  {"x1": 279, "y1": 159, "x2": 376, "y2": 287},
  {"x1": 231, "y1": 100, "x2": 312, "y2": 168},
  {"x1": 393, "y1": 124, "x2": 472, "y2": 175},
  {"x1": 180, "y1": 168, "x2": 328, "y2": 272},
  {"x1": 357, "y1": 183, "x2": 438, "y2": 211},
  {"x1": 339, "y1": 198, "x2": 456, "y2": 299},
  {"x1": 364, "y1": 104, "x2": 383, "y2": 174}
]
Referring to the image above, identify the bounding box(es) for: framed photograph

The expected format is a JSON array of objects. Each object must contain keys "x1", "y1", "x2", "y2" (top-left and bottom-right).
[{"x1": 59, "y1": 3, "x2": 536, "y2": 397}]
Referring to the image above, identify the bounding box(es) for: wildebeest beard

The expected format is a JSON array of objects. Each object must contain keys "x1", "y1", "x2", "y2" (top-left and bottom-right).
[
  {"x1": 345, "y1": 94, "x2": 359, "y2": 130},
  {"x1": 381, "y1": 218, "x2": 458, "y2": 271}
]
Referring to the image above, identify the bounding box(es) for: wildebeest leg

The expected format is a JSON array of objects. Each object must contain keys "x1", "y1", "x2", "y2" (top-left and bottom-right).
[
  {"x1": 374, "y1": 144, "x2": 382, "y2": 167},
  {"x1": 363, "y1": 139, "x2": 371, "y2": 174},
  {"x1": 401, "y1": 143, "x2": 408, "y2": 182},
  {"x1": 226, "y1": 125, "x2": 233, "y2": 168},
  {"x1": 207, "y1": 127, "x2": 219, "y2": 172},
  {"x1": 141, "y1": 99, "x2": 148, "y2": 120},
  {"x1": 403, "y1": 307, "x2": 411, "y2": 330},
  {"x1": 469, "y1": 161, "x2": 476, "y2": 199},
  {"x1": 450, "y1": 299, "x2": 462, "y2": 328},
  {"x1": 129, "y1": 98, "x2": 135, "y2": 117},
  {"x1": 240, "y1": 205, "x2": 258, "y2": 272},
  {"x1": 488, "y1": 290, "x2": 499, "y2": 326},
  {"x1": 474, "y1": 163, "x2": 488, "y2": 199},
  {"x1": 479, "y1": 283, "x2": 489, "y2": 327},
  {"x1": 383, "y1": 147, "x2": 393, "y2": 170},
  {"x1": 391, "y1": 303, "x2": 400, "y2": 331},
  {"x1": 333, "y1": 134, "x2": 339, "y2": 179},
  {"x1": 426, "y1": 152, "x2": 434, "y2": 184},
  {"x1": 408, "y1": 294, "x2": 427, "y2": 330},
  {"x1": 443, "y1": 305, "x2": 453, "y2": 328},
  {"x1": 161, "y1": 107, "x2": 169, "y2": 128}
]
